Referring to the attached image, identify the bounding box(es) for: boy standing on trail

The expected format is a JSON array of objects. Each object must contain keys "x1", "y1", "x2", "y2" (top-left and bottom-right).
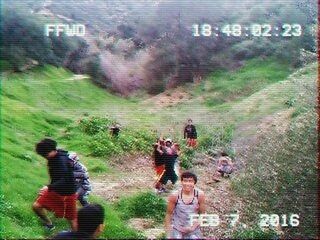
[
  {"x1": 165, "y1": 171, "x2": 206, "y2": 239},
  {"x1": 184, "y1": 119, "x2": 197, "y2": 148},
  {"x1": 32, "y1": 138, "x2": 77, "y2": 231}
]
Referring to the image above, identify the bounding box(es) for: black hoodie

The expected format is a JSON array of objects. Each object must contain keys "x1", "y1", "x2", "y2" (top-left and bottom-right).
[{"x1": 47, "y1": 150, "x2": 76, "y2": 195}]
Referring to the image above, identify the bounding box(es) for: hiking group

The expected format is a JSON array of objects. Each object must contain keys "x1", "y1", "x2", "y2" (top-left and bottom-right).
[
  {"x1": 152, "y1": 119, "x2": 234, "y2": 238},
  {"x1": 32, "y1": 118, "x2": 234, "y2": 239}
]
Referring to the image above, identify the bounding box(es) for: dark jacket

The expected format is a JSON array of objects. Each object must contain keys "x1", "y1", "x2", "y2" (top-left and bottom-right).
[
  {"x1": 47, "y1": 150, "x2": 76, "y2": 195},
  {"x1": 154, "y1": 148, "x2": 165, "y2": 166},
  {"x1": 163, "y1": 148, "x2": 178, "y2": 174},
  {"x1": 184, "y1": 124, "x2": 197, "y2": 139}
]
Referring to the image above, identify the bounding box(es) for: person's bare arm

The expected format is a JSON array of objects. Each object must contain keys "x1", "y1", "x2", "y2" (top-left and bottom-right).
[
  {"x1": 183, "y1": 126, "x2": 187, "y2": 139},
  {"x1": 189, "y1": 190, "x2": 206, "y2": 232},
  {"x1": 164, "y1": 193, "x2": 178, "y2": 237},
  {"x1": 228, "y1": 159, "x2": 234, "y2": 167},
  {"x1": 217, "y1": 159, "x2": 222, "y2": 167},
  {"x1": 157, "y1": 144, "x2": 163, "y2": 154},
  {"x1": 198, "y1": 190, "x2": 206, "y2": 214}
]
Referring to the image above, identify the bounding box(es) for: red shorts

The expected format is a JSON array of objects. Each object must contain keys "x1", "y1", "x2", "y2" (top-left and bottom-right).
[
  {"x1": 35, "y1": 188, "x2": 77, "y2": 220},
  {"x1": 187, "y1": 138, "x2": 197, "y2": 147},
  {"x1": 155, "y1": 165, "x2": 165, "y2": 176}
]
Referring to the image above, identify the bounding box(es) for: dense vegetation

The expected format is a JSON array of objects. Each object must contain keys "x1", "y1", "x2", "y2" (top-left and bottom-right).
[
  {"x1": 0, "y1": 9, "x2": 86, "y2": 71},
  {"x1": 1, "y1": 0, "x2": 317, "y2": 94}
]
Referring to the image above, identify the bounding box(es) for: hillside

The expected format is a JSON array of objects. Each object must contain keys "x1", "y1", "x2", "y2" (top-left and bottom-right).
[
  {"x1": 2, "y1": 0, "x2": 316, "y2": 94},
  {"x1": 1, "y1": 60, "x2": 318, "y2": 239}
]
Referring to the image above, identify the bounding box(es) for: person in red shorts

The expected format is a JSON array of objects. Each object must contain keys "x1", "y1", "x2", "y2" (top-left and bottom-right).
[
  {"x1": 183, "y1": 119, "x2": 198, "y2": 148},
  {"x1": 153, "y1": 138, "x2": 165, "y2": 192},
  {"x1": 32, "y1": 138, "x2": 77, "y2": 231}
]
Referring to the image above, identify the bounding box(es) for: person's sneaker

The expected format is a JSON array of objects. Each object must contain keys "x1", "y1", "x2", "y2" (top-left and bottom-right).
[
  {"x1": 157, "y1": 187, "x2": 167, "y2": 194},
  {"x1": 44, "y1": 223, "x2": 55, "y2": 231}
]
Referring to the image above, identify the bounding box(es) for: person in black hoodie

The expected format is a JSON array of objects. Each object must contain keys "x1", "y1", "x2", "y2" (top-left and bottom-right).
[
  {"x1": 53, "y1": 204, "x2": 105, "y2": 239},
  {"x1": 32, "y1": 138, "x2": 77, "y2": 231},
  {"x1": 183, "y1": 119, "x2": 197, "y2": 148}
]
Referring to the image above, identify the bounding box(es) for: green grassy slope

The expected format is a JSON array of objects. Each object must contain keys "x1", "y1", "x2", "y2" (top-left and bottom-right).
[
  {"x1": 231, "y1": 63, "x2": 318, "y2": 239},
  {"x1": 194, "y1": 58, "x2": 292, "y2": 106},
  {"x1": 1, "y1": 66, "x2": 141, "y2": 238},
  {"x1": 1, "y1": 60, "x2": 317, "y2": 238}
]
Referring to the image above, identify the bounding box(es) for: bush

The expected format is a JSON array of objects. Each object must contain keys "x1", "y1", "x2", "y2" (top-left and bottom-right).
[
  {"x1": 116, "y1": 192, "x2": 166, "y2": 222},
  {"x1": 75, "y1": 116, "x2": 156, "y2": 158},
  {"x1": 198, "y1": 124, "x2": 234, "y2": 152},
  {"x1": 179, "y1": 146, "x2": 195, "y2": 170},
  {"x1": 78, "y1": 116, "x2": 113, "y2": 135},
  {"x1": 90, "y1": 132, "x2": 122, "y2": 157}
]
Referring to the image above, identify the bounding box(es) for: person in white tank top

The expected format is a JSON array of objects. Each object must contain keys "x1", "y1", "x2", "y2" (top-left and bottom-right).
[{"x1": 164, "y1": 171, "x2": 206, "y2": 239}]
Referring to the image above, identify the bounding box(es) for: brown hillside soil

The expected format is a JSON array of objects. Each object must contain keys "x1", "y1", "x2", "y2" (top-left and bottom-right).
[
  {"x1": 91, "y1": 155, "x2": 155, "y2": 202},
  {"x1": 142, "y1": 88, "x2": 191, "y2": 110}
]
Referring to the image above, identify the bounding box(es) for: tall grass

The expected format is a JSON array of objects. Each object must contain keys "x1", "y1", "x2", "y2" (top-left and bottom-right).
[{"x1": 231, "y1": 67, "x2": 317, "y2": 238}]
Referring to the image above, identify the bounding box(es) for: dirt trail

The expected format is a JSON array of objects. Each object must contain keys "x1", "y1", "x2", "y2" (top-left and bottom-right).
[
  {"x1": 91, "y1": 153, "x2": 242, "y2": 238},
  {"x1": 91, "y1": 155, "x2": 167, "y2": 238},
  {"x1": 91, "y1": 155, "x2": 155, "y2": 202},
  {"x1": 66, "y1": 74, "x2": 90, "y2": 81},
  {"x1": 91, "y1": 109, "x2": 293, "y2": 238}
]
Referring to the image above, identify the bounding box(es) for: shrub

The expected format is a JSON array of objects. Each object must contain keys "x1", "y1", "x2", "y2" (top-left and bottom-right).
[
  {"x1": 90, "y1": 132, "x2": 122, "y2": 157},
  {"x1": 78, "y1": 116, "x2": 113, "y2": 135},
  {"x1": 75, "y1": 116, "x2": 156, "y2": 157},
  {"x1": 116, "y1": 192, "x2": 166, "y2": 222},
  {"x1": 197, "y1": 124, "x2": 234, "y2": 152},
  {"x1": 179, "y1": 146, "x2": 195, "y2": 170}
]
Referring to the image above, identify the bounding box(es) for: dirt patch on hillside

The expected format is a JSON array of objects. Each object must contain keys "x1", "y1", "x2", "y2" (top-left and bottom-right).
[
  {"x1": 66, "y1": 74, "x2": 89, "y2": 81},
  {"x1": 91, "y1": 155, "x2": 155, "y2": 202},
  {"x1": 143, "y1": 88, "x2": 191, "y2": 109}
]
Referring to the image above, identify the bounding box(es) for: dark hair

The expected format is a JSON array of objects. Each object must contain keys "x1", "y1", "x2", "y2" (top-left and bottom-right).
[
  {"x1": 35, "y1": 138, "x2": 57, "y2": 157},
  {"x1": 221, "y1": 152, "x2": 229, "y2": 157},
  {"x1": 78, "y1": 204, "x2": 105, "y2": 235},
  {"x1": 181, "y1": 171, "x2": 197, "y2": 184}
]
